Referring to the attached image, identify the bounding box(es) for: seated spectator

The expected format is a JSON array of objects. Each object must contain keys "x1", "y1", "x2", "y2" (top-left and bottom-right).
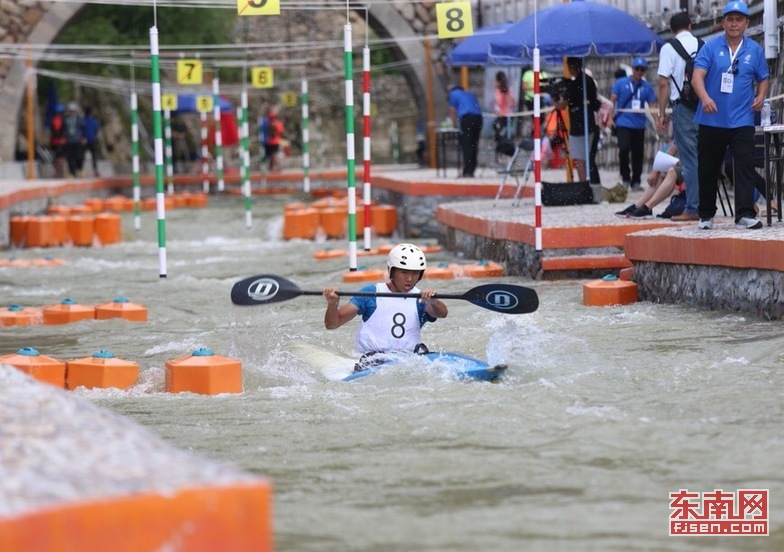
[{"x1": 615, "y1": 143, "x2": 686, "y2": 219}]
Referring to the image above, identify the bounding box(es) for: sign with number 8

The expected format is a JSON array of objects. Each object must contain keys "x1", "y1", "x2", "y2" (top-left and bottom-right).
[{"x1": 435, "y1": 1, "x2": 474, "y2": 39}]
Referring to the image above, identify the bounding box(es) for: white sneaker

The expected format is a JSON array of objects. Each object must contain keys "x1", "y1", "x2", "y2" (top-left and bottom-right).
[
  {"x1": 698, "y1": 218, "x2": 713, "y2": 230},
  {"x1": 735, "y1": 216, "x2": 763, "y2": 230}
]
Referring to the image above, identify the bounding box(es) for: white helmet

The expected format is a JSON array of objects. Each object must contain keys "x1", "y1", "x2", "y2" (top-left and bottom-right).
[{"x1": 388, "y1": 243, "x2": 427, "y2": 273}]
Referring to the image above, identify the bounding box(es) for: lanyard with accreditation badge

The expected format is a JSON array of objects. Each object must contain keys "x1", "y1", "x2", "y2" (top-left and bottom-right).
[{"x1": 720, "y1": 38, "x2": 743, "y2": 94}]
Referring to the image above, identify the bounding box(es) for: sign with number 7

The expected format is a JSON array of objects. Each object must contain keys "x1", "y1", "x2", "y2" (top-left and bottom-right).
[
  {"x1": 237, "y1": 0, "x2": 280, "y2": 16},
  {"x1": 177, "y1": 59, "x2": 203, "y2": 85},
  {"x1": 436, "y1": 1, "x2": 474, "y2": 39}
]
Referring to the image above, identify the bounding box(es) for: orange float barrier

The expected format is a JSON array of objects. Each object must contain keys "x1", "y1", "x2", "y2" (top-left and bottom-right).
[
  {"x1": 0, "y1": 347, "x2": 66, "y2": 388},
  {"x1": 26, "y1": 216, "x2": 54, "y2": 247},
  {"x1": 463, "y1": 260, "x2": 505, "y2": 278},
  {"x1": 342, "y1": 268, "x2": 386, "y2": 283},
  {"x1": 165, "y1": 347, "x2": 243, "y2": 395},
  {"x1": 172, "y1": 194, "x2": 188, "y2": 208},
  {"x1": 376, "y1": 243, "x2": 395, "y2": 255},
  {"x1": 94, "y1": 296, "x2": 148, "y2": 322},
  {"x1": 66, "y1": 350, "x2": 139, "y2": 390},
  {"x1": 0, "y1": 484, "x2": 272, "y2": 552},
  {"x1": 84, "y1": 197, "x2": 106, "y2": 212},
  {"x1": 619, "y1": 267, "x2": 634, "y2": 281},
  {"x1": 284, "y1": 202, "x2": 307, "y2": 212},
  {"x1": 313, "y1": 248, "x2": 348, "y2": 260},
  {"x1": 43, "y1": 298, "x2": 96, "y2": 325},
  {"x1": 0, "y1": 305, "x2": 43, "y2": 327},
  {"x1": 318, "y1": 208, "x2": 347, "y2": 238},
  {"x1": 47, "y1": 204, "x2": 72, "y2": 216},
  {"x1": 70, "y1": 204, "x2": 94, "y2": 215},
  {"x1": 582, "y1": 275, "x2": 638, "y2": 306},
  {"x1": 9, "y1": 215, "x2": 29, "y2": 247},
  {"x1": 283, "y1": 208, "x2": 320, "y2": 240},
  {"x1": 186, "y1": 192, "x2": 208, "y2": 208},
  {"x1": 49, "y1": 215, "x2": 68, "y2": 246},
  {"x1": 103, "y1": 195, "x2": 128, "y2": 212},
  {"x1": 424, "y1": 263, "x2": 456, "y2": 280},
  {"x1": 94, "y1": 213, "x2": 122, "y2": 245},
  {"x1": 67, "y1": 214, "x2": 96, "y2": 246},
  {"x1": 371, "y1": 204, "x2": 398, "y2": 236}
]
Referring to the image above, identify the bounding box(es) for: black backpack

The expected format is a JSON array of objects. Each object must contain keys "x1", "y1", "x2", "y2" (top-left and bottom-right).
[{"x1": 669, "y1": 37, "x2": 705, "y2": 110}]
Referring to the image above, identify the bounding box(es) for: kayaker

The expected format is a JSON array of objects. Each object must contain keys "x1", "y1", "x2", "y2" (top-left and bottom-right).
[{"x1": 323, "y1": 243, "x2": 448, "y2": 371}]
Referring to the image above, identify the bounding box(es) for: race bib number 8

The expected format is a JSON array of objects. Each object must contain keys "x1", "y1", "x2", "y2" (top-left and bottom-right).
[{"x1": 436, "y1": 1, "x2": 473, "y2": 39}]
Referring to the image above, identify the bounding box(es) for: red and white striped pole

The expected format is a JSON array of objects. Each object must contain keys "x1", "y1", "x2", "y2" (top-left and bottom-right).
[
  {"x1": 533, "y1": 50, "x2": 542, "y2": 250},
  {"x1": 361, "y1": 45, "x2": 372, "y2": 251},
  {"x1": 201, "y1": 111, "x2": 209, "y2": 194}
]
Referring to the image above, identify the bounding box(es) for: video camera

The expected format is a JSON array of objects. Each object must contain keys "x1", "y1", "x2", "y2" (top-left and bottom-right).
[{"x1": 542, "y1": 76, "x2": 569, "y2": 102}]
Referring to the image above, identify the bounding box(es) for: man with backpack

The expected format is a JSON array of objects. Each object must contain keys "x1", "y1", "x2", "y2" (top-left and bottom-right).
[{"x1": 657, "y1": 11, "x2": 702, "y2": 222}]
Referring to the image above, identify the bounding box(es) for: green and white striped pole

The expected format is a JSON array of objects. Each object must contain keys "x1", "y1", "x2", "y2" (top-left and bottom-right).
[
  {"x1": 150, "y1": 25, "x2": 167, "y2": 278},
  {"x1": 301, "y1": 77, "x2": 310, "y2": 194},
  {"x1": 240, "y1": 88, "x2": 252, "y2": 228},
  {"x1": 212, "y1": 74, "x2": 225, "y2": 193},
  {"x1": 131, "y1": 90, "x2": 141, "y2": 231},
  {"x1": 344, "y1": 23, "x2": 357, "y2": 271},
  {"x1": 164, "y1": 107, "x2": 174, "y2": 195}
]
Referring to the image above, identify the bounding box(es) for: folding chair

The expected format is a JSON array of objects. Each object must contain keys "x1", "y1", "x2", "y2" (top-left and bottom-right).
[{"x1": 493, "y1": 139, "x2": 535, "y2": 207}]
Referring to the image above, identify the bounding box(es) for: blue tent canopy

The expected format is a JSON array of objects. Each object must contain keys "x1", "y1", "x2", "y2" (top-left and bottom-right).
[
  {"x1": 445, "y1": 22, "x2": 518, "y2": 67},
  {"x1": 172, "y1": 94, "x2": 234, "y2": 115},
  {"x1": 489, "y1": 0, "x2": 664, "y2": 60}
]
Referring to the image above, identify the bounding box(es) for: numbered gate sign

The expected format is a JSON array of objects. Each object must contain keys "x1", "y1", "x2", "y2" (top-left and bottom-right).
[
  {"x1": 281, "y1": 92, "x2": 297, "y2": 107},
  {"x1": 177, "y1": 59, "x2": 203, "y2": 85},
  {"x1": 196, "y1": 95, "x2": 214, "y2": 113},
  {"x1": 252, "y1": 67, "x2": 274, "y2": 89},
  {"x1": 162, "y1": 94, "x2": 178, "y2": 112},
  {"x1": 237, "y1": 0, "x2": 280, "y2": 16},
  {"x1": 436, "y1": 1, "x2": 474, "y2": 39}
]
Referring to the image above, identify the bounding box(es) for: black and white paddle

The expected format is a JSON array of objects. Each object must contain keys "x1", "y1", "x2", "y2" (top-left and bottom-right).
[{"x1": 231, "y1": 274, "x2": 538, "y2": 314}]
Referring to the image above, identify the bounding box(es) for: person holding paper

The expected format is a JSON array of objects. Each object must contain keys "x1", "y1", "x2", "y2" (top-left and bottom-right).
[{"x1": 615, "y1": 143, "x2": 685, "y2": 219}]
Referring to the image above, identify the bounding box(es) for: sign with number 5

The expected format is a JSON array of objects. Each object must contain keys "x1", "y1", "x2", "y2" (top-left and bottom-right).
[{"x1": 436, "y1": 1, "x2": 474, "y2": 39}]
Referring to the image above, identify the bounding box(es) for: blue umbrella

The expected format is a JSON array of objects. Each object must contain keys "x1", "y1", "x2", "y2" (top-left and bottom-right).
[
  {"x1": 445, "y1": 22, "x2": 517, "y2": 67},
  {"x1": 172, "y1": 94, "x2": 234, "y2": 115},
  {"x1": 488, "y1": 0, "x2": 664, "y2": 60}
]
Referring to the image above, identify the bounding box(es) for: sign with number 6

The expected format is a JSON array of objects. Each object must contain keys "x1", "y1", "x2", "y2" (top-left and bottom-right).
[
  {"x1": 252, "y1": 67, "x2": 274, "y2": 89},
  {"x1": 436, "y1": 1, "x2": 474, "y2": 39}
]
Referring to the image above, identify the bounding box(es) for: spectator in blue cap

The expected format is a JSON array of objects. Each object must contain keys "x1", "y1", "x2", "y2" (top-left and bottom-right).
[
  {"x1": 609, "y1": 56, "x2": 658, "y2": 191},
  {"x1": 690, "y1": 0, "x2": 768, "y2": 230}
]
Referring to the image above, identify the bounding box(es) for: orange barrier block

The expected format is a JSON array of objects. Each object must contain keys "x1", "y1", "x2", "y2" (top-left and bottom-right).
[
  {"x1": 29, "y1": 257, "x2": 66, "y2": 267},
  {"x1": 284, "y1": 202, "x2": 307, "y2": 212},
  {"x1": 171, "y1": 194, "x2": 188, "y2": 208},
  {"x1": 66, "y1": 350, "x2": 139, "y2": 390},
  {"x1": 421, "y1": 243, "x2": 443, "y2": 254},
  {"x1": 70, "y1": 204, "x2": 94, "y2": 215},
  {"x1": 313, "y1": 248, "x2": 348, "y2": 260},
  {"x1": 140, "y1": 197, "x2": 157, "y2": 211},
  {"x1": 103, "y1": 195, "x2": 128, "y2": 212},
  {"x1": 26, "y1": 216, "x2": 54, "y2": 248},
  {"x1": 186, "y1": 192, "x2": 208, "y2": 208},
  {"x1": 463, "y1": 261, "x2": 505, "y2": 279},
  {"x1": 283, "y1": 208, "x2": 320, "y2": 240},
  {"x1": 67, "y1": 215, "x2": 96, "y2": 246},
  {"x1": 319, "y1": 208, "x2": 347, "y2": 239},
  {"x1": 49, "y1": 215, "x2": 68, "y2": 246},
  {"x1": 352, "y1": 208, "x2": 367, "y2": 238},
  {"x1": 583, "y1": 275, "x2": 638, "y2": 306},
  {"x1": 94, "y1": 296, "x2": 148, "y2": 322},
  {"x1": 0, "y1": 347, "x2": 66, "y2": 388},
  {"x1": 342, "y1": 268, "x2": 386, "y2": 283},
  {"x1": 84, "y1": 197, "x2": 106, "y2": 212},
  {"x1": 372, "y1": 205, "x2": 398, "y2": 236},
  {"x1": 94, "y1": 213, "x2": 122, "y2": 245},
  {"x1": 165, "y1": 348, "x2": 243, "y2": 395},
  {"x1": 47, "y1": 205, "x2": 72, "y2": 216},
  {"x1": 424, "y1": 263, "x2": 456, "y2": 280},
  {"x1": 619, "y1": 267, "x2": 634, "y2": 281},
  {"x1": 43, "y1": 298, "x2": 96, "y2": 325},
  {"x1": 9, "y1": 216, "x2": 29, "y2": 247},
  {"x1": 0, "y1": 484, "x2": 272, "y2": 552},
  {"x1": 376, "y1": 243, "x2": 395, "y2": 255},
  {"x1": 0, "y1": 305, "x2": 43, "y2": 327}
]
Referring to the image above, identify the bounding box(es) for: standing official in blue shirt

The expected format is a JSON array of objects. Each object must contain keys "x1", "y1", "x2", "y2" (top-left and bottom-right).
[
  {"x1": 447, "y1": 86, "x2": 484, "y2": 177},
  {"x1": 691, "y1": 1, "x2": 769, "y2": 230},
  {"x1": 609, "y1": 57, "x2": 658, "y2": 190}
]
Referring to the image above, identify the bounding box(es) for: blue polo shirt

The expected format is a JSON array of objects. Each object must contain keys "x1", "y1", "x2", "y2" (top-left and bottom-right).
[
  {"x1": 448, "y1": 88, "x2": 482, "y2": 120},
  {"x1": 693, "y1": 35, "x2": 768, "y2": 128},
  {"x1": 611, "y1": 77, "x2": 657, "y2": 129}
]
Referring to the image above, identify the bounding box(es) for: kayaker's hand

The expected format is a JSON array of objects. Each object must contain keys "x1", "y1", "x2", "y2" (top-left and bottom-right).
[{"x1": 323, "y1": 288, "x2": 340, "y2": 307}]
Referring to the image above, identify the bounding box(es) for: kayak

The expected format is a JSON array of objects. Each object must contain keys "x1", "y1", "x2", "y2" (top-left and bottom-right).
[{"x1": 342, "y1": 351, "x2": 507, "y2": 382}]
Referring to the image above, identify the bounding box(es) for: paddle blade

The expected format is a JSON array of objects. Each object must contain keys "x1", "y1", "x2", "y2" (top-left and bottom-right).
[
  {"x1": 231, "y1": 274, "x2": 303, "y2": 306},
  {"x1": 461, "y1": 283, "x2": 538, "y2": 314}
]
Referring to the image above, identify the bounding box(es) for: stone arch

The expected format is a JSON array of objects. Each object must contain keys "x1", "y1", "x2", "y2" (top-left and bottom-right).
[{"x1": 0, "y1": 1, "x2": 445, "y2": 163}]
